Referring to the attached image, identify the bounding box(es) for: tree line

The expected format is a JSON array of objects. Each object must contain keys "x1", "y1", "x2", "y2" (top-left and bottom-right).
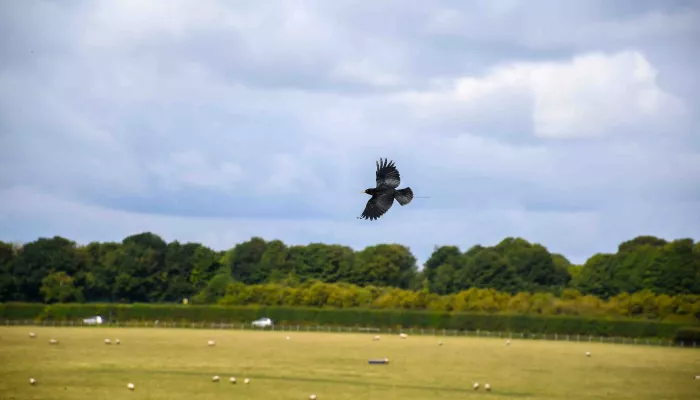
[{"x1": 0, "y1": 233, "x2": 698, "y2": 313}]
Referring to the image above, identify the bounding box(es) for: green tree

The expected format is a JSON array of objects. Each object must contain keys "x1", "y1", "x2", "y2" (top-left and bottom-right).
[
  {"x1": 40, "y1": 271, "x2": 83, "y2": 303},
  {"x1": 9, "y1": 236, "x2": 83, "y2": 301},
  {"x1": 350, "y1": 244, "x2": 417, "y2": 288}
]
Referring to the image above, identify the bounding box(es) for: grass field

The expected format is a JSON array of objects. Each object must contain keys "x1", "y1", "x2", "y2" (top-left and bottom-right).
[{"x1": 0, "y1": 327, "x2": 698, "y2": 400}]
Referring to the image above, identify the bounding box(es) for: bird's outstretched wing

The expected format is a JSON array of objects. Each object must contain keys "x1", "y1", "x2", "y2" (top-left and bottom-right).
[
  {"x1": 358, "y1": 192, "x2": 394, "y2": 221},
  {"x1": 376, "y1": 158, "x2": 401, "y2": 189}
]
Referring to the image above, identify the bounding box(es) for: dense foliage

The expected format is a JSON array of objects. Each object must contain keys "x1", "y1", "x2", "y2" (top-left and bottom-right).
[
  {"x1": 0, "y1": 233, "x2": 698, "y2": 322},
  {"x1": 0, "y1": 302, "x2": 690, "y2": 340}
]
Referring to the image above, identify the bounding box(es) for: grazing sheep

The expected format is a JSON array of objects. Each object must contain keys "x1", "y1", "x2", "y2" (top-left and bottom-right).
[
  {"x1": 115, "y1": 339, "x2": 120, "y2": 345},
  {"x1": 506, "y1": 339, "x2": 511, "y2": 346},
  {"x1": 473, "y1": 382, "x2": 479, "y2": 390},
  {"x1": 29, "y1": 378, "x2": 36, "y2": 385},
  {"x1": 438, "y1": 341, "x2": 443, "y2": 346},
  {"x1": 244, "y1": 378, "x2": 250, "y2": 384},
  {"x1": 49, "y1": 339, "x2": 58, "y2": 345},
  {"x1": 229, "y1": 377, "x2": 236, "y2": 384},
  {"x1": 286, "y1": 336, "x2": 290, "y2": 340},
  {"x1": 399, "y1": 333, "x2": 407, "y2": 339},
  {"x1": 212, "y1": 376, "x2": 220, "y2": 382},
  {"x1": 127, "y1": 383, "x2": 134, "y2": 390},
  {"x1": 586, "y1": 351, "x2": 591, "y2": 357},
  {"x1": 105, "y1": 338, "x2": 111, "y2": 345},
  {"x1": 207, "y1": 340, "x2": 215, "y2": 346},
  {"x1": 29, "y1": 332, "x2": 36, "y2": 338},
  {"x1": 372, "y1": 335, "x2": 380, "y2": 341},
  {"x1": 309, "y1": 395, "x2": 317, "y2": 400},
  {"x1": 485, "y1": 383, "x2": 491, "y2": 391},
  {"x1": 694, "y1": 375, "x2": 699, "y2": 380}
]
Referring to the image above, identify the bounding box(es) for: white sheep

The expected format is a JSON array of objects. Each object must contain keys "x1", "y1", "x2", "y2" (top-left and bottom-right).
[
  {"x1": 286, "y1": 336, "x2": 290, "y2": 340},
  {"x1": 586, "y1": 351, "x2": 591, "y2": 357},
  {"x1": 485, "y1": 383, "x2": 491, "y2": 391},
  {"x1": 115, "y1": 339, "x2": 120, "y2": 345},
  {"x1": 695, "y1": 375, "x2": 700, "y2": 380},
  {"x1": 399, "y1": 333, "x2": 407, "y2": 339},
  {"x1": 49, "y1": 339, "x2": 58, "y2": 345},
  {"x1": 105, "y1": 338, "x2": 111, "y2": 345},
  {"x1": 127, "y1": 383, "x2": 134, "y2": 390},
  {"x1": 212, "y1": 376, "x2": 220, "y2": 382},
  {"x1": 309, "y1": 395, "x2": 317, "y2": 400},
  {"x1": 207, "y1": 340, "x2": 215, "y2": 346},
  {"x1": 438, "y1": 341, "x2": 443, "y2": 346},
  {"x1": 473, "y1": 382, "x2": 479, "y2": 390},
  {"x1": 229, "y1": 377, "x2": 237, "y2": 384},
  {"x1": 244, "y1": 378, "x2": 250, "y2": 384},
  {"x1": 506, "y1": 339, "x2": 511, "y2": 346},
  {"x1": 372, "y1": 335, "x2": 380, "y2": 341},
  {"x1": 29, "y1": 332, "x2": 36, "y2": 338},
  {"x1": 29, "y1": 378, "x2": 36, "y2": 385}
]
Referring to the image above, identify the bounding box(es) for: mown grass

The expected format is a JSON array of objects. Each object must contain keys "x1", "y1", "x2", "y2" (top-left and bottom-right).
[{"x1": 0, "y1": 326, "x2": 698, "y2": 400}]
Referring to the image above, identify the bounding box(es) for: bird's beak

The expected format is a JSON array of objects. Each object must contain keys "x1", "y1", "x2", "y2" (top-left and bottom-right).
[{"x1": 361, "y1": 191, "x2": 365, "y2": 193}]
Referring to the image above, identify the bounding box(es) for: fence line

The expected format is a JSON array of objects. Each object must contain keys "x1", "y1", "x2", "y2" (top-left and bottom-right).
[{"x1": 2, "y1": 318, "x2": 697, "y2": 349}]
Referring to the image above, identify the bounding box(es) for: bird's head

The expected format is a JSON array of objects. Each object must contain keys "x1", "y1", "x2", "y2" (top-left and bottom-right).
[{"x1": 362, "y1": 189, "x2": 372, "y2": 195}]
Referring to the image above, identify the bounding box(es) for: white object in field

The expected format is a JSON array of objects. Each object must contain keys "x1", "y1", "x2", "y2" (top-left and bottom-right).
[
  {"x1": 212, "y1": 376, "x2": 220, "y2": 382},
  {"x1": 127, "y1": 383, "x2": 134, "y2": 390},
  {"x1": 83, "y1": 315, "x2": 103, "y2": 325},
  {"x1": 309, "y1": 395, "x2": 317, "y2": 400},
  {"x1": 506, "y1": 339, "x2": 511, "y2": 346},
  {"x1": 485, "y1": 383, "x2": 491, "y2": 391},
  {"x1": 286, "y1": 336, "x2": 290, "y2": 340},
  {"x1": 244, "y1": 378, "x2": 250, "y2": 384},
  {"x1": 372, "y1": 335, "x2": 380, "y2": 341},
  {"x1": 399, "y1": 333, "x2": 407, "y2": 339},
  {"x1": 105, "y1": 338, "x2": 111, "y2": 344},
  {"x1": 438, "y1": 341, "x2": 443, "y2": 346},
  {"x1": 695, "y1": 375, "x2": 700, "y2": 380},
  {"x1": 229, "y1": 377, "x2": 236, "y2": 384},
  {"x1": 115, "y1": 339, "x2": 120, "y2": 345},
  {"x1": 251, "y1": 317, "x2": 273, "y2": 328},
  {"x1": 29, "y1": 332, "x2": 36, "y2": 338},
  {"x1": 29, "y1": 378, "x2": 36, "y2": 385},
  {"x1": 473, "y1": 382, "x2": 479, "y2": 390},
  {"x1": 586, "y1": 351, "x2": 591, "y2": 357},
  {"x1": 49, "y1": 338, "x2": 58, "y2": 345},
  {"x1": 207, "y1": 340, "x2": 215, "y2": 346}
]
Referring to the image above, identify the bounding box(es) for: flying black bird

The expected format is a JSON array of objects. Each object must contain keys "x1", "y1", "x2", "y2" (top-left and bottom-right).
[{"x1": 358, "y1": 158, "x2": 414, "y2": 221}]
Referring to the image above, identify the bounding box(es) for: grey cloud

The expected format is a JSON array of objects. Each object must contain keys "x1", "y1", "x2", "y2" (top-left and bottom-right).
[{"x1": 0, "y1": 1, "x2": 698, "y2": 265}]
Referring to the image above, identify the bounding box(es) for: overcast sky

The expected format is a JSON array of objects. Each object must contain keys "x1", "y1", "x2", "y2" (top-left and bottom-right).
[{"x1": 1, "y1": 0, "x2": 699, "y2": 266}]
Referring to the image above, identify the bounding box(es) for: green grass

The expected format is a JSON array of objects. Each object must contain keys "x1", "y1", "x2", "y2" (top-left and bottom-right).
[{"x1": 0, "y1": 327, "x2": 698, "y2": 400}]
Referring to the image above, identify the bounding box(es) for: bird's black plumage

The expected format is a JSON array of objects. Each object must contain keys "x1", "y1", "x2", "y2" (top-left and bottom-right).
[{"x1": 358, "y1": 158, "x2": 414, "y2": 221}]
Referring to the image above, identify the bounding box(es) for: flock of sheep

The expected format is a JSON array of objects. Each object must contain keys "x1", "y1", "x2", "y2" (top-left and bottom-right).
[
  {"x1": 25, "y1": 329, "x2": 605, "y2": 398},
  {"x1": 27, "y1": 331, "x2": 317, "y2": 399}
]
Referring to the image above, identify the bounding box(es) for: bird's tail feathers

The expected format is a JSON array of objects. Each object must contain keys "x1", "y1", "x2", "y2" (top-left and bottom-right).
[{"x1": 395, "y1": 187, "x2": 414, "y2": 206}]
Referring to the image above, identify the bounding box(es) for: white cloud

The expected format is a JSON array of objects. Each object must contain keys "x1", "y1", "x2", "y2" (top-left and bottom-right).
[{"x1": 392, "y1": 50, "x2": 684, "y2": 139}]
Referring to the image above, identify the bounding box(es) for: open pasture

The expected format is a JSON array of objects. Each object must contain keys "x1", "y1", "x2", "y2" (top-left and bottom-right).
[{"x1": 0, "y1": 326, "x2": 698, "y2": 400}]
